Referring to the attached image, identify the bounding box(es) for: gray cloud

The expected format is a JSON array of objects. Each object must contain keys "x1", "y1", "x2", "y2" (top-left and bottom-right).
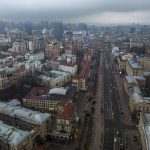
[{"x1": 0, "y1": 0, "x2": 150, "y2": 23}]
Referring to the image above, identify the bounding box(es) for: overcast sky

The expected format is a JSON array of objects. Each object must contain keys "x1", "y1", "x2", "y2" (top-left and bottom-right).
[{"x1": 0, "y1": 0, "x2": 150, "y2": 24}]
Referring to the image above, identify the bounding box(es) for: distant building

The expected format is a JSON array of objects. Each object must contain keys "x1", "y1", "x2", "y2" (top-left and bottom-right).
[
  {"x1": 45, "y1": 42, "x2": 61, "y2": 58},
  {"x1": 25, "y1": 51, "x2": 45, "y2": 61},
  {"x1": 112, "y1": 47, "x2": 120, "y2": 57},
  {"x1": 129, "y1": 38, "x2": 144, "y2": 49},
  {"x1": 51, "y1": 22, "x2": 63, "y2": 41}
]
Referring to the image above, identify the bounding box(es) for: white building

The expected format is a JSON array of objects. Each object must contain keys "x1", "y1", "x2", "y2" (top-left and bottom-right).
[
  {"x1": 25, "y1": 51, "x2": 45, "y2": 61},
  {"x1": 58, "y1": 64, "x2": 77, "y2": 75},
  {"x1": 38, "y1": 70, "x2": 71, "y2": 88},
  {"x1": 25, "y1": 60, "x2": 42, "y2": 75}
]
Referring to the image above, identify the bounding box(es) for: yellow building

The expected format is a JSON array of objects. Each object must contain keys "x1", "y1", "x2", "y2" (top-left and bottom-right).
[
  {"x1": 23, "y1": 86, "x2": 77, "y2": 112},
  {"x1": 139, "y1": 57, "x2": 150, "y2": 72},
  {"x1": 129, "y1": 93, "x2": 150, "y2": 114},
  {"x1": 126, "y1": 57, "x2": 142, "y2": 76},
  {"x1": 117, "y1": 55, "x2": 126, "y2": 72},
  {"x1": 0, "y1": 63, "x2": 26, "y2": 90}
]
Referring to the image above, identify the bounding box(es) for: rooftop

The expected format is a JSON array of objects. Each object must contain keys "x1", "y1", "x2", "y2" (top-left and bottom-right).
[
  {"x1": 79, "y1": 60, "x2": 91, "y2": 79},
  {"x1": 57, "y1": 101, "x2": 75, "y2": 120},
  {"x1": 24, "y1": 85, "x2": 77, "y2": 102},
  {"x1": 49, "y1": 88, "x2": 67, "y2": 95},
  {"x1": 38, "y1": 70, "x2": 70, "y2": 82},
  {"x1": 112, "y1": 47, "x2": 119, "y2": 53},
  {"x1": 0, "y1": 121, "x2": 30, "y2": 145},
  {"x1": 129, "y1": 93, "x2": 150, "y2": 104},
  {"x1": 0, "y1": 99, "x2": 50, "y2": 124},
  {"x1": 127, "y1": 57, "x2": 142, "y2": 69},
  {"x1": 125, "y1": 76, "x2": 138, "y2": 84}
]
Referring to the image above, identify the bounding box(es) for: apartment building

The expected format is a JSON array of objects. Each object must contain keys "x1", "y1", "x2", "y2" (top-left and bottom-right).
[
  {"x1": 45, "y1": 42, "x2": 61, "y2": 58},
  {"x1": 72, "y1": 60, "x2": 91, "y2": 91},
  {"x1": 0, "y1": 99, "x2": 51, "y2": 142},
  {"x1": 0, "y1": 63, "x2": 26, "y2": 90},
  {"x1": 48, "y1": 101, "x2": 77, "y2": 141},
  {"x1": 0, "y1": 121, "x2": 32, "y2": 150},
  {"x1": 37, "y1": 70, "x2": 71, "y2": 88},
  {"x1": 23, "y1": 86, "x2": 77, "y2": 112}
]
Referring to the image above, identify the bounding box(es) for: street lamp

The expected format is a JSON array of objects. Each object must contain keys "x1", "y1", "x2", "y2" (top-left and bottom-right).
[{"x1": 114, "y1": 137, "x2": 117, "y2": 150}]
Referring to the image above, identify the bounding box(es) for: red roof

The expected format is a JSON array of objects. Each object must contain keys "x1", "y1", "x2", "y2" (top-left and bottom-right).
[
  {"x1": 57, "y1": 101, "x2": 75, "y2": 120},
  {"x1": 24, "y1": 87, "x2": 48, "y2": 100}
]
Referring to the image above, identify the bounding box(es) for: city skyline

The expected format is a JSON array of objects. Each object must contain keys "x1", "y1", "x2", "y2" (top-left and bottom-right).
[{"x1": 0, "y1": 0, "x2": 150, "y2": 24}]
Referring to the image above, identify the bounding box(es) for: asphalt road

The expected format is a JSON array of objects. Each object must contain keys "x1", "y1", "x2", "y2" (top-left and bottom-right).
[{"x1": 103, "y1": 46, "x2": 126, "y2": 150}]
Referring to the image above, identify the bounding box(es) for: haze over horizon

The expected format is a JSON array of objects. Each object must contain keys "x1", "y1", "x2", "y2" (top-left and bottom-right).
[{"x1": 0, "y1": 0, "x2": 150, "y2": 24}]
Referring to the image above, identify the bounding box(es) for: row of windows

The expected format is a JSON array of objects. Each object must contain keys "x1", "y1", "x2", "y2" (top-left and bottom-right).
[{"x1": 133, "y1": 105, "x2": 150, "y2": 111}]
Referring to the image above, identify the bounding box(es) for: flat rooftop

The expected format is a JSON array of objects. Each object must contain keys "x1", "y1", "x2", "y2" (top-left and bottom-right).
[
  {"x1": 0, "y1": 121, "x2": 30, "y2": 145},
  {"x1": 127, "y1": 57, "x2": 142, "y2": 69},
  {"x1": 24, "y1": 85, "x2": 77, "y2": 102},
  {"x1": 0, "y1": 99, "x2": 50, "y2": 124},
  {"x1": 38, "y1": 70, "x2": 70, "y2": 82}
]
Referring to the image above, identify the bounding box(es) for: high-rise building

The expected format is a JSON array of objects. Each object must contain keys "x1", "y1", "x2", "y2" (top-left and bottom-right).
[{"x1": 51, "y1": 22, "x2": 63, "y2": 41}]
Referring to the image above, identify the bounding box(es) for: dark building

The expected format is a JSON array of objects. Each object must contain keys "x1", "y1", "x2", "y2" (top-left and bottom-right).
[
  {"x1": 0, "y1": 20, "x2": 5, "y2": 34},
  {"x1": 51, "y1": 22, "x2": 63, "y2": 41},
  {"x1": 23, "y1": 21, "x2": 33, "y2": 35},
  {"x1": 78, "y1": 23, "x2": 87, "y2": 31}
]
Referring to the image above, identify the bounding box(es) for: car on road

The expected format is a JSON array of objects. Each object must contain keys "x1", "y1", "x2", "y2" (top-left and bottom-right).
[
  {"x1": 120, "y1": 112, "x2": 124, "y2": 116},
  {"x1": 101, "y1": 108, "x2": 104, "y2": 113},
  {"x1": 133, "y1": 136, "x2": 138, "y2": 142}
]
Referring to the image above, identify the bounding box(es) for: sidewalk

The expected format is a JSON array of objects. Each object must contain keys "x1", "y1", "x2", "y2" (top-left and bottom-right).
[{"x1": 114, "y1": 73, "x2": 135, "y2": 126}]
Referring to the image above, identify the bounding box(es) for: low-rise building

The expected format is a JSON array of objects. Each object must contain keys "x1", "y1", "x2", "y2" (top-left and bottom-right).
[
  {"x1": 37, "y1": 70, "x2": 71, "y2": 88},
  {"x1": 23, "y1": 86, "x2": 77, "y2": 112}
]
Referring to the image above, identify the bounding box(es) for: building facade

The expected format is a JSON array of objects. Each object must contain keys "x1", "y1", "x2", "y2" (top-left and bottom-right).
[
  {"x1": 126, "y1": 57, "x2": 142, "y2": 76},
  {"x1": 0, "y1": 63, "x2": 26, "y2": 90},
  {"x1": 138, "y1": 113, "x2": 150, "y2": 150}
]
